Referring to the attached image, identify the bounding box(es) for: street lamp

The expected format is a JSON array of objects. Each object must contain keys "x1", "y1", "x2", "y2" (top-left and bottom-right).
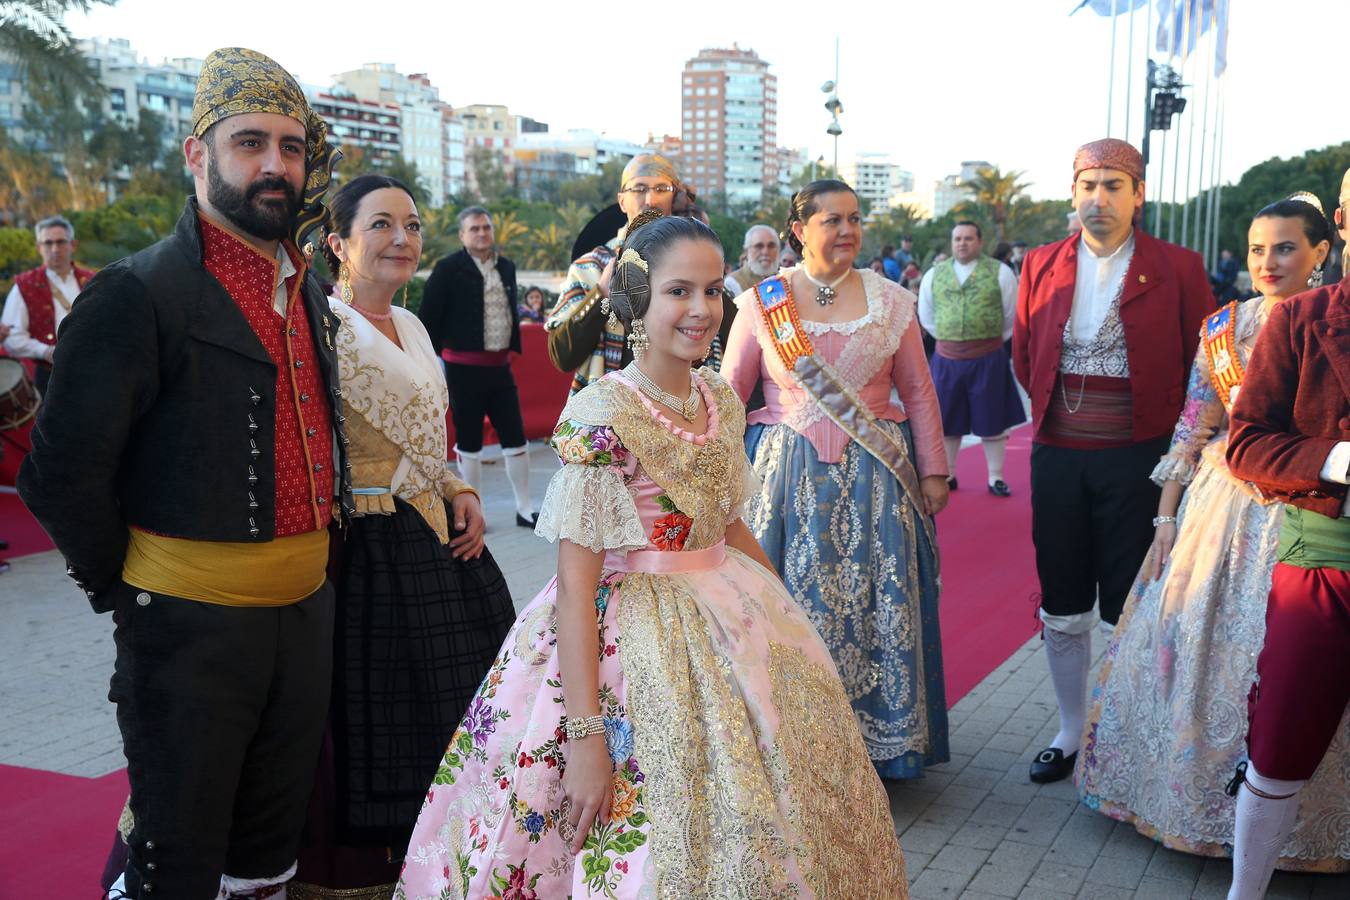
[
  {"x1": 822, "y1": 39, "x2": 842, "y2": 173},
  {"x1": 1142, "y1": 60, "x2": 1186, "y2": 233}
]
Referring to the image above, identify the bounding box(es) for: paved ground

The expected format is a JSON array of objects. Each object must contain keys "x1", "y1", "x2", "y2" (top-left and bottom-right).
[{"x1": 3, "y1": 443, "x2": 1348, "y2": 898}]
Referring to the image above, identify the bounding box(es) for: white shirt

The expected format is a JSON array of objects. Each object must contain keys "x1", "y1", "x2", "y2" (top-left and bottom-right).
[
  {"x1": 916, "y1": 257, "x2": 1019, "y2": 341},
  {"x1": 1318, "y1": 445, "x2": 1350, "y2": 517},
  {"x1": 273, "y1": 244, "x2": 296, "y2": 317},
  {"x1": 2, "y1": 268, "x2": 82, "y2": 361},
  {"x1": 1068, "y1": 233, "x2": 1135, "y2": 344}
]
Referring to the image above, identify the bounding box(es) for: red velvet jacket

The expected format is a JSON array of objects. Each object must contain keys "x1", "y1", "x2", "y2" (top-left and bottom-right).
[
  {"x1": 1227, "y1": 276, "x2": 1350, "y2": 518},
  {"x1": 1013, "y1": 229, "x2": 1210, "y2": 443}
]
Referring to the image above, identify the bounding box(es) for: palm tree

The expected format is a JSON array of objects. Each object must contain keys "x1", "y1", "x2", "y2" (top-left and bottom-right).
[
  {"x1": 491, "y1": 210, "x2": 529, "y2": 260},
  {"x1": 526, "y1": 222, "x2": 570, "y2": 271},
  {"x1": 961, "y1": 166, "x2": 1029, "y2": 243},
  {"x1": 1, "y1": 0, "x2": 116, "y2": 98}
]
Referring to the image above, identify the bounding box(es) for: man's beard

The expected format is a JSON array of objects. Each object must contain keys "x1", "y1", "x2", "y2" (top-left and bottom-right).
[
  {"x1": 747, "y1": 257, "x2": 778, "y2": 278},
  {"x1": 207, "y1": 165, "x2": 301, "y2": 241}
]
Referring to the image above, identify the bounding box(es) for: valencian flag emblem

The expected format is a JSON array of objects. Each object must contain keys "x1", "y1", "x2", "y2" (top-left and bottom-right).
[{"x1": 754, "y1": 276, "x2": 814, "y2": 370}]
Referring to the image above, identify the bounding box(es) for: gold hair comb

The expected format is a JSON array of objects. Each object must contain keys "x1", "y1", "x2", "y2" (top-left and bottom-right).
[
  {"x1": 619, "y1": 248, "x2": 649, "y2": 274},
  {"x1": 1287, "y1": 191, "x2": 1326, "y2": 215}
]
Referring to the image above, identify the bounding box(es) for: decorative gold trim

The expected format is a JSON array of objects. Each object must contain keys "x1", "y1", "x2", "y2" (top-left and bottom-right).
[{"x1": 286, "y1": 881, "x2": 397, "y2": 900}]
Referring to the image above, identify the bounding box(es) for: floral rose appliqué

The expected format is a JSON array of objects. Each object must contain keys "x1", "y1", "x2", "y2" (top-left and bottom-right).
[
  {"x1": 610, "y1": 773, "x2": 640, "y2": 821},
  {"x1": 651, "y1": 511, "x2": 693, "y2": 551}
]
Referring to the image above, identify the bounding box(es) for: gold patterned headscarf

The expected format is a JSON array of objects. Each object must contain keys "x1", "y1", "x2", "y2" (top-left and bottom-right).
[
  {"x1": 192, "y1": 47, "x2": 340, "y2": 247},
  {"x1": 621, "y1": 152, "x2": 681, "y2": 189}
]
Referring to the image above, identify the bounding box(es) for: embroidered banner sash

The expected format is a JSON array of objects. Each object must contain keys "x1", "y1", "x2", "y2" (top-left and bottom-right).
[
  {"x1": 751, "y1": 275, "x2": 937, "y2": 552},
  {"x1": 1204, "y1": 301, "x2": 1244, "y2": 412}
]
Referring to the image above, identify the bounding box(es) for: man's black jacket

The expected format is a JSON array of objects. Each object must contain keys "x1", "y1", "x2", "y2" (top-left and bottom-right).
[
  {"x1": 419, "y1": 249, "x2": 521, "y2": 354},
  {"x1": 17, "y1": 198, "x2": 352, "y2": 612}
]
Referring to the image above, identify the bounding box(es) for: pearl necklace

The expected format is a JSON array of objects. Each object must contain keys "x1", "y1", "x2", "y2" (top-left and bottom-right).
[
  {"x1": 801, "y1": 266, "x2": 852, "y2": 306},
  {"x1": 348, "y1": 301, "x2": 394, "y2": 322},
  {"x1": 624, "y1": 362, "x2": 700, "y2": 422}
]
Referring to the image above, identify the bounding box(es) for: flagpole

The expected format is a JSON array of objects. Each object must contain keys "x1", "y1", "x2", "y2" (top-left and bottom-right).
[
  {"x1": 1124, "y1": 0, "x2": 1136, "y2": 143},
  {"x1": 1155, "y1": 126, "x2": 1168, "y2": 235},
  {"x1": 1143, "y1": 0, "x2": 1155, "y2": 229},
  {"x1": 1209, "y1": 79, "x2": 1226, "y2": 268},
  {"x1": 1107, "y1": 0, "x2": 1120, "y2": 135},
  {"x1": 1180, "y1": 1, "x2": 1200, "y2": 249},
  {"x1": 1168, "y1": 0, "x2": 1192, "y2": 243},
  {"x1": 1188, "y1": 23, "x2": 1212, "y2": 252}
]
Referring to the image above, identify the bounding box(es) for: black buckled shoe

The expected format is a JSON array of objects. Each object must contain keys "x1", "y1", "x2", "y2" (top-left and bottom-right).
[
  {"x1": 988, "y1": 479, "x2": 1012, "y2": 498},
  {"x1": 947, "y1": 477, "x2": 959, "y2": 491},
  {"x1": 1029, "y1": 747, "x2": 1077, "y2": 783},
  {"x1": 516, "y1": 512, "x2": 538, "y2": 528}
]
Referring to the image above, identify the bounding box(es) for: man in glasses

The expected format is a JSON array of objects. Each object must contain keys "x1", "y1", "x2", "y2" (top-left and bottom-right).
[
  {"x1": 2, "y1": 216, "x2": 96, "y2": 394},
  {"x1": 546, "y1": 152, "x2": 692, "y2": 394}
]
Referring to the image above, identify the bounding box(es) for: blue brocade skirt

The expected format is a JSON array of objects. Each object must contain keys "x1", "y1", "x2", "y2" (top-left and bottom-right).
[{"x1": 745, "y1": 419, "x2": 949, "y2": 779}]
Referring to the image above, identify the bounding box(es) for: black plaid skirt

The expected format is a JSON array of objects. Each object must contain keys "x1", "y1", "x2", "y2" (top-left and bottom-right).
[{"x1": 333, "y1": 498, "x2": 514, "y2": 844}]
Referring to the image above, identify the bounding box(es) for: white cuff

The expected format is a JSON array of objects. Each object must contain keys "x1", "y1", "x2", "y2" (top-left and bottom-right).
[
  {"x1": 1039, "y1": 608, "x2": 1099, "y2": 635},
  {"x1": 1319, "y1": 441, "x2": 1350, "y2": 484}
]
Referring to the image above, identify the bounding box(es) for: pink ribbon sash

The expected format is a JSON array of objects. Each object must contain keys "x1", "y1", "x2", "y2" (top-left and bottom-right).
[{"x1": 604, "y1": 541, "x2": 727, "y2": 574}]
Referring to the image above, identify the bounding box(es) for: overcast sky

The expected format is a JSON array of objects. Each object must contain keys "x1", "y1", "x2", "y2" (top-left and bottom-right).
[{"x1": 69, "y1": 0, "x2": 1347, "y2": 202}]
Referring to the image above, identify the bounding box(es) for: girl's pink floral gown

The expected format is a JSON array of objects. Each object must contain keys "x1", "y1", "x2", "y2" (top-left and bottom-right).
[{"x1": 396, "y1": 368, "x2": 906, "y2": 899}]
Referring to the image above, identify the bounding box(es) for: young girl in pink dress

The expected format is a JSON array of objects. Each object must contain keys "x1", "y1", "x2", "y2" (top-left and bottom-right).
[{"x1": 395, "y1": 212, "x2": 907, "y2": 899}]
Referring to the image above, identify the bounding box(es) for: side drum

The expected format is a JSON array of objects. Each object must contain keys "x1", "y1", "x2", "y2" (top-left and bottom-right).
[{"x1": 0, "y1": 358, "x2": 39, "y2": 431}]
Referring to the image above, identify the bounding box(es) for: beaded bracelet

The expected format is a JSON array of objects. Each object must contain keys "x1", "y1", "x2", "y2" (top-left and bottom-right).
[{"x1": 564, "y1": 714, "x2": 605, "y2": 741}]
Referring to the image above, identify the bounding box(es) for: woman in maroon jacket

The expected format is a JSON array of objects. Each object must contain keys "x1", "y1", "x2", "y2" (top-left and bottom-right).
[{"x1": 1225, "y1": 263, "x2": 1350, "y2": 899}]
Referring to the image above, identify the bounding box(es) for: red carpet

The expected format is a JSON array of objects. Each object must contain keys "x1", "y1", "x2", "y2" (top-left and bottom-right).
[
  {"x1": 0, "y1": 765, "x2": 127, "y2": 899},
  {"x1": 936, "y1": 429, "x2": 1042, "y2": 702},
  {"x1": 0, "y1": 492, "x2": 53, "y2": 558},
  {"x1": 0, "y1": 437, "x2": 1037, "y2": 898}
]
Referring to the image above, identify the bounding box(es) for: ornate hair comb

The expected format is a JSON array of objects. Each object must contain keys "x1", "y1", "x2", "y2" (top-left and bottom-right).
[
  {"x1": 618, "y1": 248, "x2": 649, "y2": 274},
  {"x1": 1287, "y1": 191, "x2": 1326, "y2": 215}
]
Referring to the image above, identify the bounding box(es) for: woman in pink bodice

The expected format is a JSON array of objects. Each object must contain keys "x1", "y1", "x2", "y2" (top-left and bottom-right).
[{"x1": 721, "y1": 179, "x2": 951, "y2": 780}]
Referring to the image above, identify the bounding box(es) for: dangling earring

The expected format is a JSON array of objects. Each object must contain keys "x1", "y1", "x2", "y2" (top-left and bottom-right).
[
  {"x1": 627, "y1": 318, "x2": 650, "y2": 360},
  {"x1": 339, "y1": 263, "x2": 354, "y2": 305},
  {"x1": 401, "y1": 283, "x2": 409, "y2": 308},
  {"x1": 1308, "y1": 267, "x2": 1324, "y2": 289}
]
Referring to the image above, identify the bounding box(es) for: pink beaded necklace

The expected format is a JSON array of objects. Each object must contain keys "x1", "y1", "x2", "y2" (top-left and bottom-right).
[{"x1": 348, "y1": 301, "x2": 394, "y2": 322}]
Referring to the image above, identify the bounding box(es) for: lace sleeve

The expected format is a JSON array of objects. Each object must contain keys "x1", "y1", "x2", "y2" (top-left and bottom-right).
[
  {"x1": 534, "y1": 463, "x2": 647, "y2": 552},
  {"x1": 726, "y1": 450, "x2": 762, "y2": 524},
  {"x1": 1152, "y1": 337, "x2": 1227, "y2": 485},
  {"x1": 536, "y1": 418, "x2": 646, "y2": 551}
]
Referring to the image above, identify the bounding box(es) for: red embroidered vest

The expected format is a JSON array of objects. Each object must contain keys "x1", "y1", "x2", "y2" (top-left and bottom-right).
[
  {"x1": 199, "y1": 216, "x2": 334, "y2": 536},
  {"x1": 14, "y1": 265, "x2": 95, "y2": 346}
]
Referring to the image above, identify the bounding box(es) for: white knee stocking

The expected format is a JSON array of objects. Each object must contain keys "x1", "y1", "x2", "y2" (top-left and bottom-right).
[
  {"x1": 943, "y1": 437, "x2": 961, "y2": 479},
  {"x1": 1228, "y1": 763, "x2": 1305, "y2": 900},
  {"x1": 456, "y1": 447, "x2": 483, "y2": 493},
  {"x1": 503, "y1": 445, "x2": 534, "y2": 518},
  {"x1": 1043, "y1": 626, "x2": 1091, "y2": 754},
  {"x1": 982, "y1": 434, "x2": 1008, "y2": 484}
]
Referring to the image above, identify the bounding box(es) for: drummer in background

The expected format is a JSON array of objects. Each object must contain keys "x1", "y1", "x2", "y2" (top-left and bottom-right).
[{"x1": 2, "y1": 216, "x2": 96, "y2": 395}]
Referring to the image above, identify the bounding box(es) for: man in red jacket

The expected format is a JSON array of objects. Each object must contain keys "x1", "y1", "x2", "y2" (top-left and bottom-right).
[
  {"x1": 1224, "y1": 263, "x2": 1350, "y2": 899},
  {"x1": 1012, "y1": 138, "x2": 1210, "y2": 783}
]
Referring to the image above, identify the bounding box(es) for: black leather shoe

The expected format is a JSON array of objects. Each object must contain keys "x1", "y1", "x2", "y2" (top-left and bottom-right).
[
  {"x1": 988, "y1": 479, "x2": 1012, "y2": 497},
  {"x1": 947, "y1": 477, "x2": 959, "y2": 491},
  {"x1": 516, "y1": 512, "x2": 538, "y2": 528},
  {"x1": 1029, "y1": 747, "x2": 1077, "y2": 783},
  {"x1": 0, "y1": 539, "x2": 8, "y2": 550}
]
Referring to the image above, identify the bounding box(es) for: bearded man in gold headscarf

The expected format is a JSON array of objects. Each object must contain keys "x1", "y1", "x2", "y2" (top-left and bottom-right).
[
  {"x1": 19, "y1": 47, "x2": 350, "y2": 900},
  {"x1": 545, "y1": 152, "x2": 697, "y2": 394}
]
